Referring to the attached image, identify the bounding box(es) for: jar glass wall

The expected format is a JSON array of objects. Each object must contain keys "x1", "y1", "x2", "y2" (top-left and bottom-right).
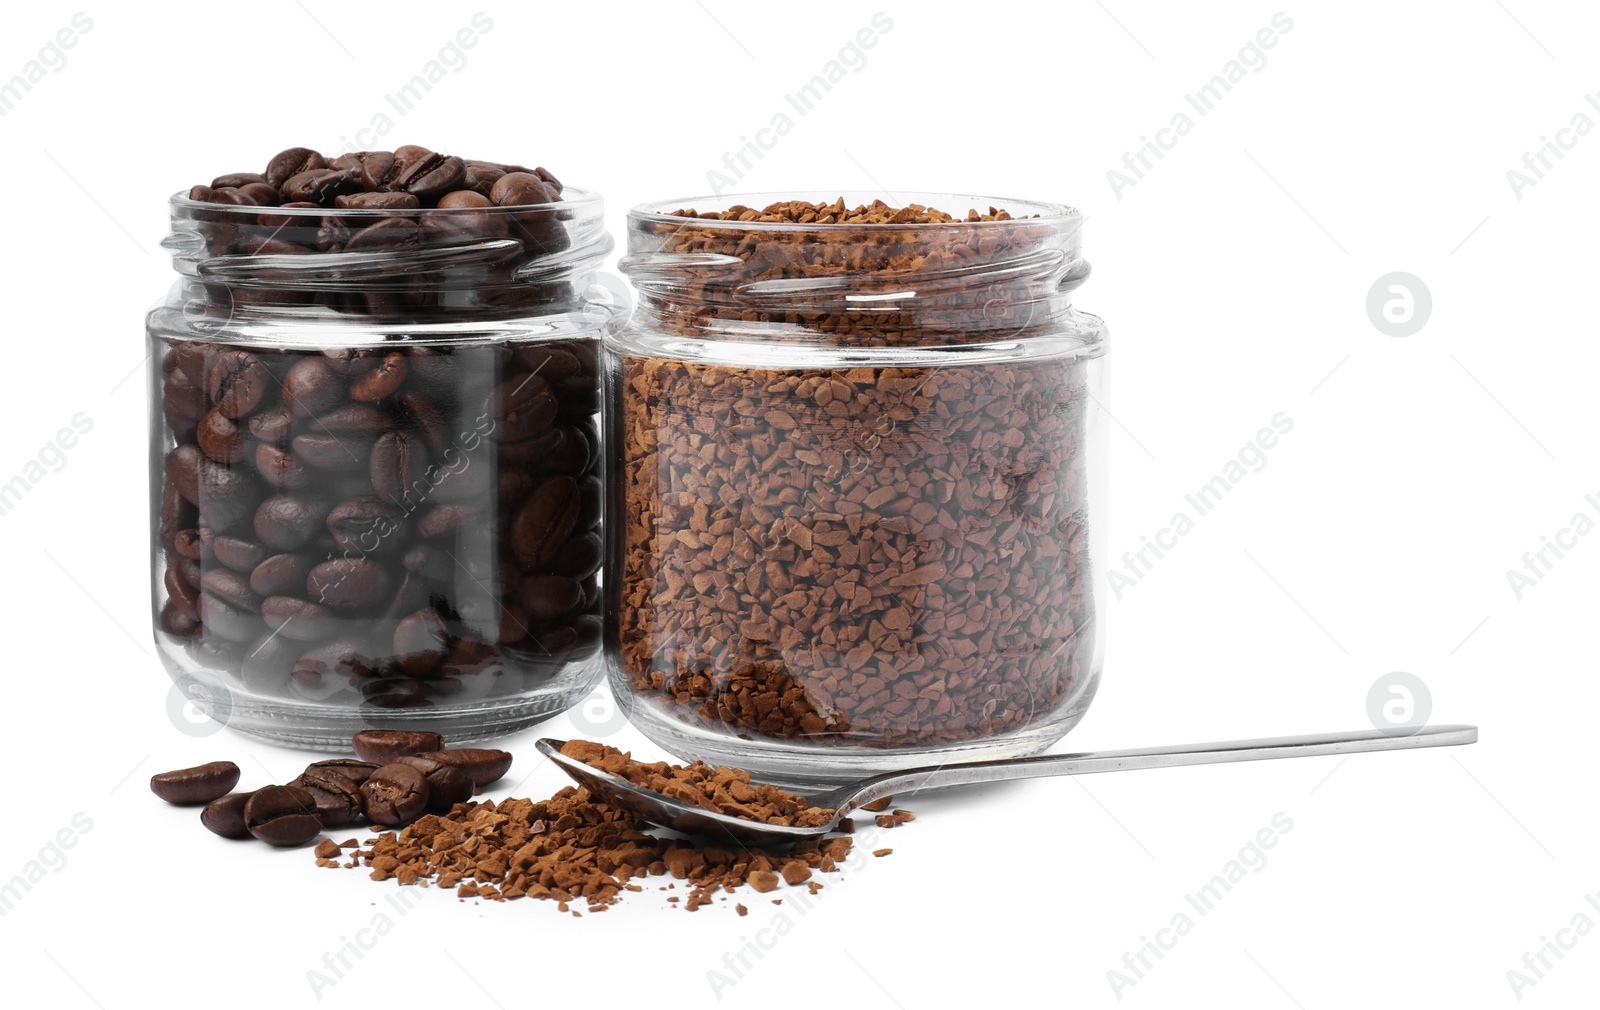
[
  {"x1": 607, "y1": 193, "x2": 1107, "y2": 784},
  {"x1": 150, "y1": 189, "x2": 615, "y2": 748}
]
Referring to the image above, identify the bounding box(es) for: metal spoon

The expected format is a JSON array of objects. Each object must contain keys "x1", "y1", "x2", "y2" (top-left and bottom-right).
[{"x1": 537, "y1": 724, "x2": 1477, "y2": 844}]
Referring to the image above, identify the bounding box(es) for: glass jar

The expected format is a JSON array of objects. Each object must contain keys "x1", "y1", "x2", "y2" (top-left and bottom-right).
[
  {"x1": 149, "y1": 187, "x2": 617, "y2": 748},
  {"x1": 607, "y1": 193, "x2": 1107, "y2": 783}
]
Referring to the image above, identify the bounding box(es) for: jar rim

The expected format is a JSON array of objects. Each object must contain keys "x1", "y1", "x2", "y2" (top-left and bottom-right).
[
  {"x1": 169, "y1": 185, "x2": 603, "y2": 219},
  {"x1": 628, "y1": 191, "x2": 1082, "y2": 230}
]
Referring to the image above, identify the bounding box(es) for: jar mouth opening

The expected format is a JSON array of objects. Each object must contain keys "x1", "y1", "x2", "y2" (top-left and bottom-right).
[
  {"x1": 627, "y1": 191, "x2": 1082, "y2": 230},
  {"x1": 169, "y1": 185, "x2": 603, "y2": 219}
]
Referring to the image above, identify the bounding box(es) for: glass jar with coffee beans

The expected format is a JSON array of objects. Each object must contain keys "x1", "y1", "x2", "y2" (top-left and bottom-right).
[
  {"x1": 609, "y1": 193, "x2": 1107, "y2": 783},
  {"x1": 150, "y1": 146, "x2": 616, "y2": 748}
]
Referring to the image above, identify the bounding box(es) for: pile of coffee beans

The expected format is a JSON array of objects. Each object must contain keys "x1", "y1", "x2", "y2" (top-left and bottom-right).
[
  {"x1": 156, "y1": 330, "x2": 603, "y2": 709},
  {"x1": 150, "y1": 732, "x2": 512, "y2": 846},
  {"x1": 614, "y1": 198, "x2": 1097, "y2": 749},
  {"x1": 174, "y1": 146, "x2": 575, "y2": 317}
]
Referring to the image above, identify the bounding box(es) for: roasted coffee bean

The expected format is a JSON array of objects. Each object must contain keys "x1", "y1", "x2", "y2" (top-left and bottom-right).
[
  {"x1": 280, "y1": 167, "x2": 360, "y2": 205},
  {"x1": 394, "y1": 152, "x2": 466, "y2": 201},
  {"x1": 306, "y1": 557, "x2": 391, "y2": 611},
  {"x1": 172, "y1": 528, "x2": 206, "y2": 561},
  {"x1": 238, "y1": 182, "x2": 281, "y2": 207},
  {"x1": 549, "y1": 532, "x2": 603, "y2": 580},
  {"x1": 397, "y1": 391, "x2": 448, "y2": 454},
  {"x1": 519, "y1": 576, "x2": 583, "y2": 621},
  {"x1": 206, "y1": 351, "x2": 271, "y2": 419},
  {"x1": 496, "y1": 373, "x2": 558, "y2": 441},
  {"x1": 150, "y1": 761, "x2": 241, "y2": 805},
  {"x1": 369, "y1": 431, "x2": 430, "y2": 506},
  {"x1": 283, "y1": 357, "x2": 345, "y2": 417},
  {"x1": 212, "y1": 172, "x2": 268, "y2": 189},
  {"x1": 438, "y1": 189, "x2": 491, "y2": 210},
  {"x1": 393, "y1": 608, "x2": 449, "y2": 676},
  {"x1": 199, "y1": 594, "x2": 262, "y2": 642},
  {"x1": 292, "y1": 432, "x2": 370, "y2": 471},
  {"x1": 196, "y1": 409, "x2": 250, "y2": 464},
  {"x1": 396, "y1": 755, "x2": 473, "y2": 811},
  {"x1": 401, "y1": 544, "x2": 454, "y2": 581},
  {"x1": 325, "y1": 496, "x2": 403, "y2": 555},
  {"x1": 247, "y1": 406, "x2": 295, "y2": 446},
  {"x1": 414, "y1": 748, "x2": 512, "y2": 787},
  {"x1": 244, "y1": 784, "x2": 323, "y2": 846},
  {"x1": 346, "y1": 217, "x2": 420, "y2": 251},
  {"x1": 416, "y1": 504, "x2": 477, "y2": 538},
  {"x1": 249, "y1": 552, "x2": 313, "y2": 597},
  {"x1": 360, "y1": 763, "x2": 429, "y2": 826},
  {"x1": 210, "y1": 535, "x2": 267, "y2": 573},
  {"x1": 200, "y1": 790, "x2": 255, "y2": 838},
  {"x1": 261, "y1": 595, "x2": 339, "y2": 641},
  {"x1": 304, "y1": 758, "x2": 380, "y2": 786},
  {"x1": 201, "y1": 568, "x2": 260, "y2": 612},
  {"x1": 532, "y1": 166, "x2": 562, "y2": 192},
  {"x1": 511, "y1": 476, "x2": 580, "y2": 567},
  {"x1": 316, "y1": 404, "x2": 390, "y2": 435},
  {"x1": 334, "y1": 191, "x2": 420, "y2": 210},
  {"x1": 352, "y1": 730, "x2": 445, "y2": 765},
  {"x1": 354, "y1": 151, "x2": 400, "y2": 191},
  {"x1": 292, "y1": 768, "x2": 364, "y2": 828},
  {"x1": 255, "y1": 443, "x2": 310, "y2": 489},
  {"x1": 490, "y1": 172, "x2": 555, "y2": 206},
  {"x1": 349, "y1": 352, "x2": 407, "y2": 402},
  {"x1": 295, "y1": 640, "x2": 376, "y2": 682},
  {"x1": 254, "y1": 494, "x2": 331, "y2": 551},
  {"x1": 166, "y1": 444, "x2": 204, "y2": 504},
  {"x1": 197, "y1": 458, "x2": 259, "y2": 533},
  {"x1": 265, "y1": 147, "x2": 328, "y2": 188}
]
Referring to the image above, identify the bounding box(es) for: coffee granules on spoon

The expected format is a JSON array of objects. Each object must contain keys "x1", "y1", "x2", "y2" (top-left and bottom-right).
[{"x1": 558, "y1": 739, "x2": 834, "y2": 827}]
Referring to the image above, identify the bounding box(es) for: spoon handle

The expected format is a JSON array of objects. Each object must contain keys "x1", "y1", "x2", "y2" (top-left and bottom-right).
[{"x1": 842, "y1": 724, "x2": 1477, "y2": 807}]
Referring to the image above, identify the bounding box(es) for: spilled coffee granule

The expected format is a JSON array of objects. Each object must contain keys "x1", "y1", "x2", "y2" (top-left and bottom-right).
[
  {"x1": 334, "y1": 745, "x2": 909, "y2": 914},
  {"x1": 615, "y1": 197, "x2": 1097, "y2": 749},
  {"x1": 559, "y1": 739, "x2": 833, "y2": 827}
]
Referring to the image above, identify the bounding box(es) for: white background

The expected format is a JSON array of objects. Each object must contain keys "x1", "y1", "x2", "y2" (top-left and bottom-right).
[{"x1": 0, "y1": 1, "x2": 1593, "y2": 1007}]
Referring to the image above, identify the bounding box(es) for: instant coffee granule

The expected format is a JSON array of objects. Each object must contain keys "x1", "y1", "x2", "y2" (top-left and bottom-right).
[
  {"x1": 616, "y1": 197, "x2": 1096, "y2": 749},
  {"x1": 334, "y1": 742, "x2": 907, "y2": 913},
  {"x1": 558, "y1": 739, "x2": 833, "y2": 826}
]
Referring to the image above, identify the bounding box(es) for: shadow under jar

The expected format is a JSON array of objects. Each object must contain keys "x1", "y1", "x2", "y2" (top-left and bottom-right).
[
  {"x1": 607, "y1": 193, "x2": 1108, "y2": 785},
  {"x1": 149, "y1": 188, "x2": 615, "y2": 748}
]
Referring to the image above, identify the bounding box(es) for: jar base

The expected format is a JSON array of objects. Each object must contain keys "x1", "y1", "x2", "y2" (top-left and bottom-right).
[
  {"x1": 164, "y1": 650, "x2": 605, "y2": 752},
  {"x1": 617, "y1": 671, "x2": 1100, "y2": 792}
]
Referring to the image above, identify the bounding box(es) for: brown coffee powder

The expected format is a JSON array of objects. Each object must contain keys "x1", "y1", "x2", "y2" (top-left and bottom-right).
[
  {"x1": 559, "y1": 739, "x2": 834, "y2": 827},
  {"x1": 615, "y1": 198, "x2": 1097, "y2": 750},
  {"x1": 334, "y1": 744, "x2": 904, "y2": 913}
]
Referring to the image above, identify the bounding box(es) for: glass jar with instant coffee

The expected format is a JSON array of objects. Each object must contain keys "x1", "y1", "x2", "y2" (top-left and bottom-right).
[
  {"x1": 607, "y1": 193, "x2": 1107, "y2": 783},
  {"x1": 149, "y1": 150, "x2": 616, "y2": 748}
]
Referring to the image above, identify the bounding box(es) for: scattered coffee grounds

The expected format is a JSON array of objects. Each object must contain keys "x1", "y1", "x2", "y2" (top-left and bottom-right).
[
  {"x1": 873, "y1": 848, "x2": 893, "y2": 857},
  {"x1": 615, "y1": 198, "x2": 1096, "y2": 751},
  {"x1": 150, "y1": 761, "x2": 241, "y2": 805},
  {"x1": 874, "y1": 809, "x2": 917, "y2": 829},
  {"x1": 559, "y1": 740, "x2": 833, "y2": 827},
  {"x1": 341, "y1": 783, "x2": 872, "y2": 914}
]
